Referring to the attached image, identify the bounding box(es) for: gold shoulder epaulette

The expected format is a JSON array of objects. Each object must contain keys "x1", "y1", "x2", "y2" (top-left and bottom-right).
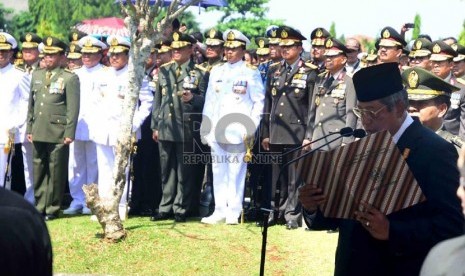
[
  {"x1": 15, "y1": 65, "x2": 26, "y2": 72},
  {"x1": 161, "y1": 60, "x2": 175, "y2": 68},
  {"x1": 317, "y1": 71, "x2": 327, "y2": 78},
  {"x1": 457, "y1": 78, "x2": 465, "y2": 86},
  {"x1": 246, "y1": 63, "x2": 257, "y2": 70},
  {"x1": 269, "y1": 61, "x2": 280, "y2": 68},
  {"x1": 304, "y1": 62, "x2": 318, "y2": 70},
  {"x1": 195, "y1": 64, "x2": 208, "y2": 72},
  {"x1": 211, "y1": 62, "x2": 224, "y2": 69}
]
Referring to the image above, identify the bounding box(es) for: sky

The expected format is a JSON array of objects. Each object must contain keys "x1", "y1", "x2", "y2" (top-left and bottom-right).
[{"x1": 192, "y1": 0, "x2": 465, "y2": 49}]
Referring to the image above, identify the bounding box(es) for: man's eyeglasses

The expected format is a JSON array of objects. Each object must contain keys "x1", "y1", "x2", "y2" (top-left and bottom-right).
[{"x1": 353, "y1": 105, "x2": 387, "y2": 119}]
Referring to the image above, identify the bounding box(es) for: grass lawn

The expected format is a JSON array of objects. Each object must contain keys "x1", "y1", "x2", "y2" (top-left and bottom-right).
[{"x1": 48, "y1": 216, "x2": 337, "y2": 276}]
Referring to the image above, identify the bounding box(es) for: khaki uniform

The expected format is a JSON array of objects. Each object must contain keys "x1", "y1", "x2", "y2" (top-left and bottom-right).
[{"x1": 307, "y1": 69, "x2": 357, "y2": 151}]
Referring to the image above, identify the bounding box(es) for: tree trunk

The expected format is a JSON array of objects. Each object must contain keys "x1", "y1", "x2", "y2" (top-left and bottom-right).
[{"x1": 83, "y1": 0, "x2": 198, "y2": 242}]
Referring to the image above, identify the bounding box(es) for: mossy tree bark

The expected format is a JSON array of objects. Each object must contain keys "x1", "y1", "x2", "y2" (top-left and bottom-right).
[{"x1": 83, "y1": 0, "x2": 200, "y2": 242}]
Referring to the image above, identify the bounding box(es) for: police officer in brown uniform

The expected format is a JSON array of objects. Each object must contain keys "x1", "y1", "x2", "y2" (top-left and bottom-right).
[
  {"x1": 261, "y1": 26, "x2": 317, "y2": 229},
  {"x1": 306, "y1": 38, "x2": 357, "y2": 151},
  {"x1": 453, "y1": 43, "x2": 465, "y2": 82},
  {"x1": 377, "y1": 26, "x2": 407, "y2": 64},
  {"x1": 26, "y1": 37, "x2": 80, "y2": 220},
  {"x1": 309, "y1": 27, "x2": 330, "y2": 74},
  {"x1": 428, "y1": 40, "x2": 465, "y2": 139},
  {"x1": 408, "y1": 38, "x2": 432, "y2": 70}
]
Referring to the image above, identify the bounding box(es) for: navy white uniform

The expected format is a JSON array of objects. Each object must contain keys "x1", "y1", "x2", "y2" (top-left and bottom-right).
[
  {"x1": 201, "y1": 29, "x2": 265, "y2": 224},
  {"x1": 0, "y1": 33, "x2": 30, "y2": 190},
  {"x1": 90, "y1": 36, "x2": 153, "y2": 217},
  {"x1": 0, "y1": 64, "x2": 30, "y2": 190},
  {"x1": 65, "y1": 36, "x2": 108, "y2": 215}
]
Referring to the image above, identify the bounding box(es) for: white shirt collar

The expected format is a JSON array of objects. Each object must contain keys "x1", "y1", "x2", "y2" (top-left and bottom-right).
[
  {"x1": 331, "y1": 68, "x2": 344, "y2": 80},
  {"x1": 392, "y1": 114, "x2": 414, "y2": 144},
  {"x1": 0, "y1": 63, "x2": 12, "y2": 74},
  {"x1": 286, "y1": 59, "x2": 300, "y2": 71}
]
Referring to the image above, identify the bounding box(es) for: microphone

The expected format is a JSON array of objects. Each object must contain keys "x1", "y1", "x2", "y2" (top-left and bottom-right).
[
  {"x1": 353, "y1": 128, "x2": 367, "y2": 139},
  {"x1": 272, "y1": 128, "x2": 367, "y2": 219},
  {"x1": 282, "y1": 127, "x2": 354, "y2": 156}
]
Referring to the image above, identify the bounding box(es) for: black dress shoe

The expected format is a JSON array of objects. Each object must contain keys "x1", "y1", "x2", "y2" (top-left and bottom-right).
[
  {"x1": 327, "y1": 228, "x2": 339, "y2": 233},
  {"x1": 150, "y1": 212, "x2": 171, "y2": 221},
  {"x1": 44, "y1": 214, "x2": 58, "y2": 221},
  {"x1": 286, "y1": 220, "x2": 299, "y2": 230},
  {"x1": 174, "y1": 214, "x2": 186, "y2": 223}
]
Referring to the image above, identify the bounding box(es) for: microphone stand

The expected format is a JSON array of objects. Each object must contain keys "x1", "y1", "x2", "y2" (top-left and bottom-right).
[
  {"x1": 281, "y1": 127, "x2": 354, "y2": 157},
  {"x1": 273, "y1": 134, "x2": 350, "y2": 219},
  {"x1": 259, "y1": 207, "x2": 273, "y2": 276},
  {"x1": 261, "y1": 134, "x2": 350, "y2": 276}
]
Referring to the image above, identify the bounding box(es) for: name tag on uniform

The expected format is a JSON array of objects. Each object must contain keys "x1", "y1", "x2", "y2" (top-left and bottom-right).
[
  {"x1": 330, "y1": 89, "x2": 346, "y2": 99},
  {"x1": 451, "y1": 92, "x2": 460, "y2": 109},
  {"x1": 232, "y1": 80, "x2": 247, "y2": 94},
  {"x1": 290, "y1": 74, "x2": 307, "y2": 89},
  {"x1": 49, "y1": 78, "x2": 64, "y2": 94},
  {"x1": 117, "y1": 85, "x2": 126, "y2": 99}
]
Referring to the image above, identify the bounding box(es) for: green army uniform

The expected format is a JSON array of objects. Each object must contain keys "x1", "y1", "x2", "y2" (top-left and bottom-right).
[
  {"x1": 20, "y1": 32, "x2": 42, "y2": 74},
  {"x1": 403, "y1": 67, "x2": 463, "y2": 153},
  {"x1": 151, "y1": 31, "x2": 206, "y2": 219},
  {"x1": 26, "y1": 37, "x2": 80, "y2": 218}
]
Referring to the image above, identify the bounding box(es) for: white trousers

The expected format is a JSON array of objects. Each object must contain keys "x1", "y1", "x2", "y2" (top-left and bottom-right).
[
  {"x1": 68, "y1": 140, "x2": 98, "y2": 208},
  {"x1": 95, "y1": 143, "x2": 129, "y2": 206},
  {"x1": 210, "y1": 142, "x2": 247, "y2": 219},
  {"x1": 0, "y1": 144, "x2": 13, "y2": 190},
  {"x1": 22, "y1": 141, "x2": 35, "y2": 204}
]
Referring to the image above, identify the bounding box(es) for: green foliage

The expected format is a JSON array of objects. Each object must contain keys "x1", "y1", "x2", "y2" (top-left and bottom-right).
[
  {"x1": 49, "y1": 216, "x2": 337, "y2": 275},
  {"x1": 213, "y1": 0, "x2": 283, "y2": 42},
  {"x1": 8, "y1": 11, "x2": 36, "y2": 39},
  {"x1": 412, "y1": 14, "x2": 421, "y2": 40},
  {"x1": 329, "y1": 22, "x2": 337, "y2": 38},
  {"x1": 28, "y1": 0, "x2": 121, "y2": 40},
  {"x1": 0, "y1": 3, "x2": 14, "y2": 30},
  {"x1": 361, "y1": 38, "x2": 377, "y2": 55},
  {"x1": 459, "y1": 20, "x2": 465, "y2": 46}
]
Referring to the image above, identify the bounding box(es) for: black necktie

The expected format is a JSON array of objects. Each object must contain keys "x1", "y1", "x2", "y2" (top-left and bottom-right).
[
  {"x1": 324, "y1": 75, "x2": 334, "y2": 89},
  {"x1": 285, "y1": 65, "x2": 292, "y2": 81}
]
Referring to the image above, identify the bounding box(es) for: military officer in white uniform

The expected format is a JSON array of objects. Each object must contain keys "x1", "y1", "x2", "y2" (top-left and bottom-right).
[
  {"x1": 90, "y1": 35, "x2": 153, "y2": 219},
  {"x1": 18, "y1": 33, "x2": 41, "y2": 204},
  {"x1": 0, "y1": 32, "x2": 30, "y2": 190},
  {"x1": 200, "y1": 29, "x2": 265, "y2": 224},
  {"x1": 63, "y1": 36, "x2": 108, "y2": 215}
]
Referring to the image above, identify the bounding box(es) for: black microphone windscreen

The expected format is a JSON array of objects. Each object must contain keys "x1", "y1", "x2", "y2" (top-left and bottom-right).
[
  {"x1": 353, "y1": 129, "x2": 367, "y2": 138},
  {"x1": 340, "y1": 127, "x2": 354, "y2": 137}
]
